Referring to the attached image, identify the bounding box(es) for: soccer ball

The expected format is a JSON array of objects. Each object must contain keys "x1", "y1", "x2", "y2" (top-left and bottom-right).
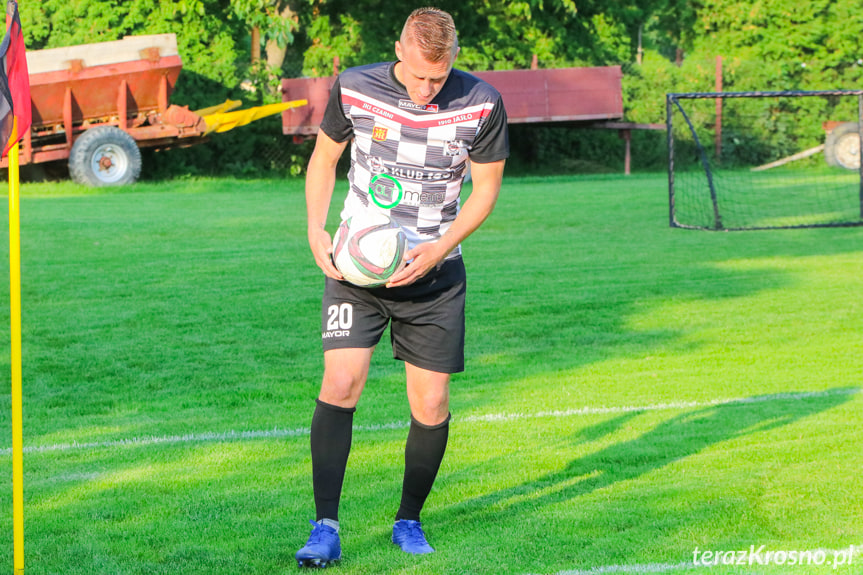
[{"x1": 332, "y1": 211, "x2": 408, "y2": 287}]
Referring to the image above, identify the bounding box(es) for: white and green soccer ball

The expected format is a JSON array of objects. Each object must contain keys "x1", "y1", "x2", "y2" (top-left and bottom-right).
[{"x1": 332, "y1": 210, "x2": 408, "y2": 287}]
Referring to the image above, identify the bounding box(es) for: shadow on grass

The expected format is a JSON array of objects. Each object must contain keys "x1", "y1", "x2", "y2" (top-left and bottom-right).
[
  {"x1": 456, "y1": 175, "x2": 863, "y2": 416},
  {"x1": 438, "y1": 387, "x2": 857, "y2": 545},
  {"x1": 458, "y1": 258, "x2": 796, "y2": 414}
]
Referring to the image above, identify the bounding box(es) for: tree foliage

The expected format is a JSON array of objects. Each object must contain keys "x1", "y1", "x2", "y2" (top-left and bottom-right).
[
  {"x1": 15, "y1": 0, "x2": 863, "y2": 177},
  {"x1": 20, "y1": 0, "x2": 246, "y2": 106}
]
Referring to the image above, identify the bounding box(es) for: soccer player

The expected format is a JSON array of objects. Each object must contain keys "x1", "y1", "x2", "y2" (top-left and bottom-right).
[{"x1": 296, "y1": 7, "x2": 509, "y2": 567}]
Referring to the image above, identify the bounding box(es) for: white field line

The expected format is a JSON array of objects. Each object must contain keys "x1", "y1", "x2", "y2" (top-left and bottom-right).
[
  {"x1": 536, "y1": 544, "x2": 863, "y2": 575},
  {"x1": 0, "y1": 387, "x2": 857, "y2": 457},
  {"x1": 532, "y1": 562, "x2": 695, "y2": 574}
]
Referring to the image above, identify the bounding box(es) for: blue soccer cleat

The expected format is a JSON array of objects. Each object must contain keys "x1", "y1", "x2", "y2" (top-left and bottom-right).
[
  {"x1": 392, "y1": 519, "x2": 435, "y2": 554},
  {"x1": 296, "y1": 520, "x2": 341, "y2": 568}
]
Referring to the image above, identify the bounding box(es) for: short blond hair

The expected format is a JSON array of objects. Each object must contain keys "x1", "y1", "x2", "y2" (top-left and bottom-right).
[{"x1": 401, "y1": 7, "x2": 458, "y2": 63}]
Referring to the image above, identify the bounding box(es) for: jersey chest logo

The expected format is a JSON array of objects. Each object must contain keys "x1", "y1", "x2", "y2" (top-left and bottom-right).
[
  {"x1": 445, "y1": 139, "x2": 467, "y2": 157},
  {"x1": 398, "y1": 99, "x2": 439, "y2": 113}
]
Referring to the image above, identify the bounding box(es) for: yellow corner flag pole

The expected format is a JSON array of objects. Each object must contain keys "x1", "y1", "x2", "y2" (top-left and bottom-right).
[{"x1": 8, "y1": 117, "x2": 24, "y2": 575}]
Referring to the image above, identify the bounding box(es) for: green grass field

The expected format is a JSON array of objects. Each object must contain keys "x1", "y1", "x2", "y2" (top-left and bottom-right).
[{"x1": 0, "y1": 173, "x2": 861, "y2": 575}]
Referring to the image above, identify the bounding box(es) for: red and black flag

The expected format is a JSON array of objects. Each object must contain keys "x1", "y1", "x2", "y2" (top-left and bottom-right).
[{"x1": 0, "y1": 0, "x2": 30, "y2": 158}]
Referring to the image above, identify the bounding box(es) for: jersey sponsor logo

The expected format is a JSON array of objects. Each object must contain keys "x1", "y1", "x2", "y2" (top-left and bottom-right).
[
  {"x1": 376, "y1": 187, "x2": 447, "y2": 208},
  {"x1": 410, "y1": 190, "x2": 446, "y2": 207},
  {"x1": 444, "y1": 140, "x2": 466, "y2": 157},
  {"x1": 363, "y1": 163, "x2": 448, "y2": 208},
  {"x1": 398, "y1": 99, "x2": 439, "y2": 113},
  {"x1": 369, "y1": 156, "x2": 385, "y2": 173},
  {"x1": 370, "y1": 174, "x2": 404, "y2": 209},
  {"x1": 357, "y1": 101, "x2": 396, "y2": 120},
  {"x1": 436, "y1": 112, "x2": 476, "y2": 126},
  {"x1": 372, "y1": 126, "x2": 388, "y2": 142},
  {"x1": 368, "y1": 187, "x2": 447, "y2": 208},
  {"x1": 341, "y1": 89, "x2": 493, "y2": 129},
  {"x1": 322, "y1": 330, "x2": 350, "y2": 339},
  {"x1": 388, "y1": 165, "x2": 455, "y2": 183},
  {"x1": 364, "y1": 155, "x2": 456, "y2": 183}
]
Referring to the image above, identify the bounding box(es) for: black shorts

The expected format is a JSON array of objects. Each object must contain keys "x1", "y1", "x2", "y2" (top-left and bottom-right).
[{"x1": 321, "y1": 257, "x2": 467, "y2": 373}]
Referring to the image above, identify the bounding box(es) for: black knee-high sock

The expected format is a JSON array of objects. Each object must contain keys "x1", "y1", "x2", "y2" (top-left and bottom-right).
[
  {"x1": 396, "y1": 413, "x2": 450, "y2": 522},
  {"x1": 311, "y1": 399, "x2": 355, "y2": 522}
]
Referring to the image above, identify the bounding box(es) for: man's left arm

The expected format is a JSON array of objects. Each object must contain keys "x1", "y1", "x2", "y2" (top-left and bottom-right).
[{"x1": 386, "y1": 159, "x2": 505, "y2": 287}]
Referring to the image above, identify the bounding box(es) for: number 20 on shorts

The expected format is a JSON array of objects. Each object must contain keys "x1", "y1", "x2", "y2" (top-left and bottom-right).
[{"x1": 327, "y1": 303, "x2": 353, "y2": 331}]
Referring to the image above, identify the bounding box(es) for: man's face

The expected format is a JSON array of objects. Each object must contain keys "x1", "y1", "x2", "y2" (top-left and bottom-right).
[{"x1": 395, "y1": 39, "x2": 456, "y2": 106}]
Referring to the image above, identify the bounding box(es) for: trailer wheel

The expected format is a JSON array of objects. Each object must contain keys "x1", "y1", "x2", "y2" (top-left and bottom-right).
[
  {"x1": 69, "y1": 126, "x2": 142, "y2": 186},
  {"x1": 824, "y1": 122, "x2": 861, "y2": 170}
]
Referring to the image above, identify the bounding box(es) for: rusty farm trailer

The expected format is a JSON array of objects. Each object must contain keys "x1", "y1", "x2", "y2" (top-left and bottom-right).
[{"x1": 1, "y1": 34, "x2": 305, "y2": 186}]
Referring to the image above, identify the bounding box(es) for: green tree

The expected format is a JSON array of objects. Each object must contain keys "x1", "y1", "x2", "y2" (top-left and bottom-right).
[
  {"x1": 643, "y1": 0, "x2": 700, "y2": 62},
  {"x1": 19, "y1": 0, "x2": 246, "y2": 106},
  {"x1": 297, "y1": 0, "x2": 667, "y2": 74},
  {"x1": 684, "y1": 0, "x2": 863, "y2": 91},
  {"x1": 31, "y1": 0, "x2": 863, "y2": 177},
  {"x1": 229, "y1": 0, "x2": 300, "y2": 94}
]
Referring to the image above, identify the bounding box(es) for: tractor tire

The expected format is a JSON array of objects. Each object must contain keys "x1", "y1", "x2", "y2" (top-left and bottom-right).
[
  {"x1": 69, "y1": 126, "x2": 142, "y2": 186},
  {"x1": 824, "y1": 122, "x2": 861, "y2": 170}
]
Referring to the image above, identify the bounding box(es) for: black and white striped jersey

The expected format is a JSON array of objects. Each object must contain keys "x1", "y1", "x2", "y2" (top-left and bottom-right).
[{"x1": 321, "y1": 61, "x2": 509, "y2": 258}]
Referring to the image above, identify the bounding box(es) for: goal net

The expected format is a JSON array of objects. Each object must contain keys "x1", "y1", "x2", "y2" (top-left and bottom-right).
[{"x1": 667, "y1": 90, "x2": 863, "y2": 230}]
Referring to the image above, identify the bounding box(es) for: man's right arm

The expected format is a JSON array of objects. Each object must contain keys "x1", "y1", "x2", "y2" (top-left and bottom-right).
[{"x1": 306, "y1": 130, "x2": 349, "y2": 280}]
